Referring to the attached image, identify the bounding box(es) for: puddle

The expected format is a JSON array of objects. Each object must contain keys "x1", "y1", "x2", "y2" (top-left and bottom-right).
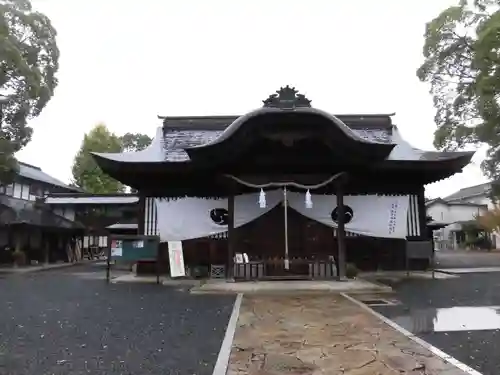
[{"x1": 391, "y1": 306, "x2": 500, "y2": 333}]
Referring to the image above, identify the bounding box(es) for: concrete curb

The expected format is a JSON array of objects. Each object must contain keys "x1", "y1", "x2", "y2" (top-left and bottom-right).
[
  {"x1": 212, "y1": 293, "x2": 243, "y2": 375},
  {"x1": 436, "y1": 267, "x2": 500, "y2": 275}
]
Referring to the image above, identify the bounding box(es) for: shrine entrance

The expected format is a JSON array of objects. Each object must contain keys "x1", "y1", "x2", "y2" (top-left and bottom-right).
[{"x1": 234, "y1": 198, "x2": 338, "y2": 280}]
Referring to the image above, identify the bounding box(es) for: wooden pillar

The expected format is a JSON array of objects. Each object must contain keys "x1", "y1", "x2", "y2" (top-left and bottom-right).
[
  {"x1": 138, "y1": 195, "x2": 146, "y2": 235},
  {"x1": 43, "y1": 231, "x2": 50, "y2": 265},
  {"x1": 227, "y1": 193, "x2": 235, "y2": 279},
  {"x1": 336, "y1": 177, "x2": 347, "y2": 281},
  {"x1": 416, "y1": 187, "x2": 427, "y2": 240}
]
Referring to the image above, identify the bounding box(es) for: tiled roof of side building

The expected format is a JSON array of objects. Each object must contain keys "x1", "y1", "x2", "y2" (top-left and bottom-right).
[
  {"x1": 17, "y1": 162, "x2": 81, "y2": 192},
  {"x1": 442, "y1": 182, "x2": 491, "y2": 202}
]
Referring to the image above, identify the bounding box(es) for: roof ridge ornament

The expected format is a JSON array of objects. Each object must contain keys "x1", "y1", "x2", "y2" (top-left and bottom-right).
[{"x1": 262, "y1": 85, "x2": 311, "y2": 110}]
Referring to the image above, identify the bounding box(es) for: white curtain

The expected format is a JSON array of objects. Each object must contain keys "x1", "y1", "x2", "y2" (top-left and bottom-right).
[
  {"x1": 155, "y1": 190, "x2": 282, "y2": 241},
  {"x1": 288, "y1": 193, "x2": 409, "y2": 239},
  {"x1": 155, "y1": 191, "x2": 410, "y2": 242}
]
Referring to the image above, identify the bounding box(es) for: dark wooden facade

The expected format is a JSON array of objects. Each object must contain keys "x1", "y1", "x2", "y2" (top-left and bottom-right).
[
  {"x1": 142, "y1": 193, "x2": 420, "y2": 275},
  {"x1": 93, "y1": 86, "x2": 474, "y2": 279}
]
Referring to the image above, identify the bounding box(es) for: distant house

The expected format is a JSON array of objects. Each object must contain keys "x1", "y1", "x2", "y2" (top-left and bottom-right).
[
  {"x1": 0, "y1": 162, "x2": 83, "y2": 264},
  {"x1": 426, "y1": 182, "x2": 495, "y2": 249},
  {"x1": 0, "y1": 162, "x2": 141, "y2": 265},
  {"x1": 43, "y1": 192, "x2": 140, "y2": 254}
]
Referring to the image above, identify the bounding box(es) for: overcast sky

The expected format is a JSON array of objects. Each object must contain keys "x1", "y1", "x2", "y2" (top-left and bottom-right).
[{"x1": 18, "y1": 0, "x2": 488, "y2": 198}]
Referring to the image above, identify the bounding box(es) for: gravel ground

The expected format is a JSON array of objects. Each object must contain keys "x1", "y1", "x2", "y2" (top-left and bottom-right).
[
  {"x1": 372, "y1": 273, "x2": 500, "y2": 375},
  {"x1": 0, "y1": 263, "x2": 235, "y2": 375}
]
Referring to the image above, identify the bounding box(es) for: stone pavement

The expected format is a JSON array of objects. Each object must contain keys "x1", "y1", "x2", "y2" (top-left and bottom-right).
[
  {"x1": 192, "y1": 279, "x2": 391, "y2": 294},
  {"x1": 227, "y1": 295, "x2": 469, "y2": 375}
]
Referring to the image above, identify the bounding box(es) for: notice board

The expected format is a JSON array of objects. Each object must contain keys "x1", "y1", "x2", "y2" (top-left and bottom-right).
[
  {"x1": 109, "y1": 235, "x2": 159, "y2": 262},
  {"x1": 106, "y1": 235, "x2": 161, "y2": 283}
]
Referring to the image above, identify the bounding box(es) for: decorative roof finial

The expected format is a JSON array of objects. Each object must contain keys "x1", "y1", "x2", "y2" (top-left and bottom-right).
[{"x1": 262, "y1": 86, "x2": 311, "y2": 110}]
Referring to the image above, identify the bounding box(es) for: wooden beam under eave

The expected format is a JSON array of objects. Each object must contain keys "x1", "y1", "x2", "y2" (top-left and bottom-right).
[{"x1": 336, "y1": 175, "x2": 348, "y2": 281}]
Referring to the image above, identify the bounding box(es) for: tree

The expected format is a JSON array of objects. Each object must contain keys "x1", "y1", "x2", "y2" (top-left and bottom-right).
[
  {"x1": 418, "y1": 0, "x2": 500, "y2": 193},
  {"x1": 476, "y1": 205, "x2": 500, "y2": 232},
  {"x1": 71, "y1": 125, "x2": 152, "y2": 193},
  {"x1": 72, "y1": 124, "x2": 125, "y2": 194},
  {"x1": 0, "y1": 0, "x2": 59, "y2": 184},
  {"x1": 120, "y1": 132, "x2": 152, "y2": 152}
]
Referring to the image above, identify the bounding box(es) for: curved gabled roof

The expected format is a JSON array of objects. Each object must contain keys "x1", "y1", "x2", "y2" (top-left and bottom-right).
[
  {"x1": 184, "y1": 107, "x2": 391, "y2": 151},
  {"x1": 182, "y1": 107, "x2": 396, "y2": 163},
  {"x1": 92, "y1": 122, "x2": 474, "y2": 165}
]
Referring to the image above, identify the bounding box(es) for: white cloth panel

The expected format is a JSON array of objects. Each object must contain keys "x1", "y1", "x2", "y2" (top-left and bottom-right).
[
  {"x1": 287, "y1": 193, "x2": 409, "y2": 239},
  {"x1": 155, "y1": 190, "x2": 283, "y2": 242}
]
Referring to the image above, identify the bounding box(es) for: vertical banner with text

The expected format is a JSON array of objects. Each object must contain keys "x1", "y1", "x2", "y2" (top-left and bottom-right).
[{"x1": 168, "y1": 241, "x2": 186, "y2": 278}]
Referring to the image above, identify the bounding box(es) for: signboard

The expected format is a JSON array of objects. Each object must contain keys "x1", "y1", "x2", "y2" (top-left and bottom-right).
[
  {"x1": 111, "y1": 240, "x2": 123, "y2": 257},
  {"x1": 106, "y1": 235, "x2": 160, "y2": 284},
  {"x1": 132, "y1": 240, "x2": 144, "y2": 248},
  {"x1": 168, "y1": 241, "x2": 185, "y2": 278},
  {"x1": 406, "y1": 241, "x2": 433, "y2": 259}
]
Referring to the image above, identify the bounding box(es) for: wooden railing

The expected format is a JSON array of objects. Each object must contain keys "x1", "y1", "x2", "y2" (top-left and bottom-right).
[{"x1": 233, "y1": 259, "x2": 337, "y2": 280}]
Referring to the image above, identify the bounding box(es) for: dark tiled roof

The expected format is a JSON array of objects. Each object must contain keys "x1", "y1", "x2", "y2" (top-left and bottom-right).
[
  {"x1": 419, "y1": 151, "x2": 475, "y2": 161},
  {"x1": 160, "y1": 113, "x2": 395, "y2": 130},
  {"x1": 0, "y1": 195, "x2": 83, "y2": 229},
  {"x1": 162, "y1": 129, "x2": 222, "y2": 161},
  {"x1": 159, "y1": 114, "x2": 394, "y2": 161},
  {"x1": 17, "y1": 162, "x2": 80, "y2": 191},
  {"x1": 93, "y1": 114, "x2": 472, "y2": 165},
  {"x1": 442, "y1": 182, "x2": 491, "y2": 202},
  {"x1": 161, "y1": 128, "x2": 392, "y2": 162},
  {"x1": 426, "y1": 197, "x2": 487, "y2": 207}
]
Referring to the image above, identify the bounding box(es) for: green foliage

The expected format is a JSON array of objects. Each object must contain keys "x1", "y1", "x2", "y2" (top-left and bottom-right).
[
  {"x1": 345, "y1": 263, "x2": 359, "y2": 279},
  {"x1": 72, "y1": 124, "x2": 125, "y2": 194},
  {"x1": 418, "y1": 1, "x2": 500, "y2": 185},
  {"x1": 0, "y1": 0, "x2": 59, "y2": 184},
  {"x1": 120, "y1": 133, "x2": 152, "y2": 152},
  {"x1": 71, "y1": 124, "x2": 152, "y2": 193},
  {"x1": 0, "y1": 135, "x2": 18, "y2": 183}
]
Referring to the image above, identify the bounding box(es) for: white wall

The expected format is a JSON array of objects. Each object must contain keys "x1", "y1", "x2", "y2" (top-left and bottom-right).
[
  {"x1": 4, "y1": 182, "x2": 44, "y2": 201},
  {"x1": 428, "y1": 202, "x2": 489, "y2": 248},
  {"x1": 428, "y1": 202, "x2": 485, "y2": 224},
  {"x1": 83, "y1": 236, "x2": 108, "y2": 249}
]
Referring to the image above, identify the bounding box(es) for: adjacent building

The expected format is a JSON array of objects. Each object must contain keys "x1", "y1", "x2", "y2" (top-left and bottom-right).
[
  {"x1": 0, "y1": 162, "x2": 83, "y2": 264},
  {"x1": 44, "y1": 192, "x2": 140, "y2": 255},
  {"x1": 0, "y1": 160, "x2": 141, "y2": 265},
  {"x1": 427, "y1": 182, "x2": 495, "y2": 250}
]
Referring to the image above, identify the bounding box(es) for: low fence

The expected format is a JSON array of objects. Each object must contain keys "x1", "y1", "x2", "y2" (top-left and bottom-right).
[{"x1": 233, "y1": 259, "x2": 337, "y2": 280}]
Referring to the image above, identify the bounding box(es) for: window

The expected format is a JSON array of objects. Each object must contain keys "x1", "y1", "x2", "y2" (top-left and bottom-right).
[
  {"x1": 4, "y1": 184, "x2": 13, "y2": 196},
  {"x1": 29, "y1": 184, "x2": 43, "y2": 197},
  {"x1": 0, "y1": 185, "x2": 5, "y2": 194}
]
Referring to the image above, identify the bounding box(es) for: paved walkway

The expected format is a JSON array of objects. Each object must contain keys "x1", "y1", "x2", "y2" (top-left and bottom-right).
[
  {"x1": 227, "y1": 295, "x2": 469, "y2": 374},
  {"x1": 193, "y1": 279, "x2": 391, "y2": 294}
]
